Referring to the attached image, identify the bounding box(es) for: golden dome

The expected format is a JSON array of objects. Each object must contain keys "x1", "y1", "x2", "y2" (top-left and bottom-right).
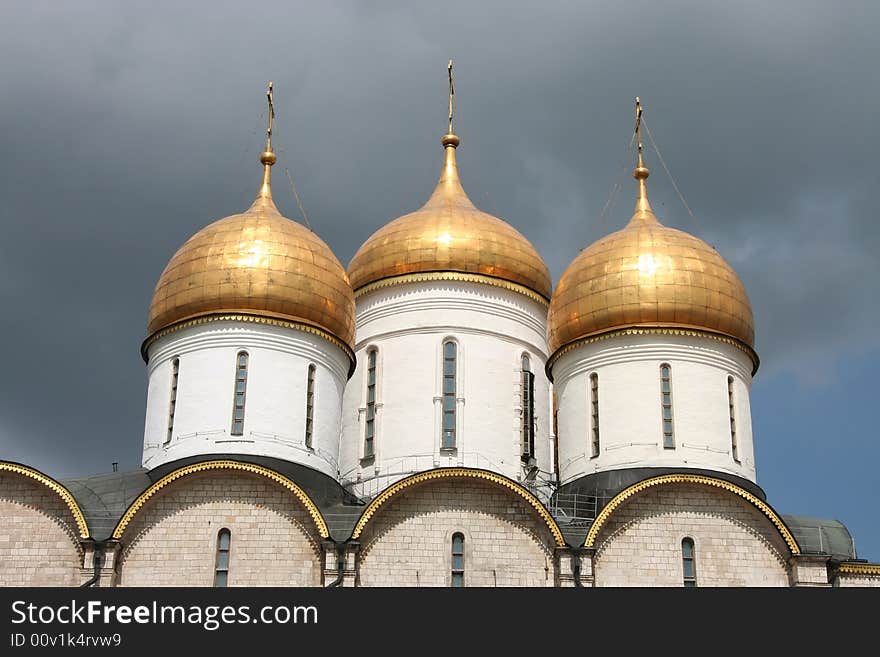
[
  {"x1": 548, "y1": 154, "x2": 755, "y2": 359},
  {"x1": 146, "y1": 87, "x2": 355, "y2": 356},
  {"x1": 347, "y1": 133, "x2": 552, "y2": 302}
]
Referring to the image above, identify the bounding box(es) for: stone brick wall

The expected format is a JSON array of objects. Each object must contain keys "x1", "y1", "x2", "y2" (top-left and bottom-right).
[
  {"x1": 117, "y1": 470, "x2": 322, "y2": 586},
  {"x1": 789, "y1": 556, "x2": 831, "y2": 587},
  {"x1": 357, "y1": 478, "x2": 555, "y2": 587},
  {"x1": 593, "y1": 483, "x2": 791, "y2": 587},
  {"x1": 835, "y1": 572, "x2": 880, "y2": 587},
  {"x1": 0, "y1": 472, "x2": 83, "y2": 586}
]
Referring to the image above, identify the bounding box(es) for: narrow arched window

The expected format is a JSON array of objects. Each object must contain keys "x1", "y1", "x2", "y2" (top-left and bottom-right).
[
  {"x1": 682, "y1": 538, "x2": 696, "y2": 587},
  {"x1": 214, "y1": 529, "x2": 231, "y2": 587},
  {"x1": 442, "y1": 341, "x2": 457, "y2": 449},
  {"x1": 231, "y1": 352, "x2": 249, "y2": 436},
  {"x1": 660, "y1": 363, "x2": 674, "y2": 448},
  {"x1": 305, "y1": 364, "x2": 316, "y2": 449},
  {"x1": 590, "y1": 372, "x2": 600, "y2": 457},
  {"x1": 728, "y1": 376, "x2": 738, "y2": 462},
  {"x1": 451, "y1": 532, "x2": 464, "y2": 587},
  {"x1": 165, "y1": 358, "x2": 179, "y2": 445},
  {"x1": 364, "y1": 349, "x2": 377, "y2": 458},
  {"x1": 521, "y1": 355, "x2": 535, "y2": 460}
]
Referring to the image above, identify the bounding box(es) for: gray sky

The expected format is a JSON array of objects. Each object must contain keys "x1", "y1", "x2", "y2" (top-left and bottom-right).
[{"x1": 1, "y1": 1, "x2": 878, "y2": 557}]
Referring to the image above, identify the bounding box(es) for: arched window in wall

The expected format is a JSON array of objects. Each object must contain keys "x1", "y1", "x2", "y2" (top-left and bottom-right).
[
  {"x1": 660, "y1": 363, "x2": 674, "y2": 449},
  {"x1": 214, "y1": 529, "x2": 231, "y2": 587},
  {"x1": 590, "y1": 372, "x2": 600, "y2": 458},
  {"x1": 521, "y1": 355, "x2": 535, "y2": 461},
  {"x1": 728, "y1": 376, "x2": 738, "y2": 462},
  {"x1": 451, "y1": 532, "x2": 464, "y2": 587},
  {"x1": 682, "y1": 537, "x2": 696, "y2": 587},
  {"x1": 442, "y1": 341, "x2": 457, "y2": 449},
  {"x1": 231, "y1": 352, "x2": 249, "y2": 436},
  {"x1": 305, "y1": 364, "x2": 316, "y2": 449},
  {"x1": 165, "y1": 357, "x2": 179, "y2": 445},
  {"x1": 364, "y1": 349, "x2": 377, "y2": 458}
]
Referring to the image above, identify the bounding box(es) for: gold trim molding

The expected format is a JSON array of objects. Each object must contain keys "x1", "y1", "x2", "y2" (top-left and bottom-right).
[
  {"x1": 584, "y1": 474, "x2": 800, "y2": 554},
  {"x1": 112, "y1": 460, "x2": 329, "y2": 540},
  {"x1": 354, "y1": 272, "x2": 551, "y2": 306},
  {"x1": 547, "y1": 325, "x2": 760, "y2": 378},
  {"x1": 141, "y1": 312, "x2": 356, "y2": 375},
  {"x1": 351, "y1": 467, "x2": 565, "y2": 546},
  {"x1": 837, "y1": 563, "x2": 880, "y2": 576},
  {"x1": 0, "y1": 462, "x2": 90, "y2": 539}
]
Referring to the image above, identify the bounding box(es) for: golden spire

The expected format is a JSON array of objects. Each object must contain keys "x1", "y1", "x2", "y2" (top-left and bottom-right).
[
  {"x1": 426, "y1": 60, "x2": 471, "y2": 209},
  {"x1": 630, "y1": 96, "x2": 656, "y2": 222},
  {"x1": 253, "y1": 81, "x2": 277, "y2": 208}
]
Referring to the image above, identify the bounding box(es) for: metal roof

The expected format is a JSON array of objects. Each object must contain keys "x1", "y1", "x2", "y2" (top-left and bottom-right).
[{"x1": 781, "y1": 515, "x2": 856, "y2": 560}]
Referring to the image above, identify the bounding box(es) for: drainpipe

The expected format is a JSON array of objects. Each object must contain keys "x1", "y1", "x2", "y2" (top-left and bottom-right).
[
  {"x1": 571, "y1": 548, "x2": 584, "y2": 588},
  {"x1": 326, "y1": 544, "x2": 347, "y2": 587},
  {"x1": 80, "y1": 543, "x2": 104, "y2": 588}
]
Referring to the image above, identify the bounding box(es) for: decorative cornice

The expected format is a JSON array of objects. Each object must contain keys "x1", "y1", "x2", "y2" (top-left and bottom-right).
[
  {"x1": 0, "y1": 462, "x2": 90, "y2": 539},
  {"x1": 141, "y1": 312, "x2": 356, "y2": 377},
  {"x1": 547, "y1": 326, "x2": 760, "y2": 379},
  {"x1": 354, "y1": 272, "x2": 551, "y2": 306},
  {"x1": 351, "y1": 467, "x2": 565, "y2": 546},
  {"x1": 837, "y1": 562, "x2": 880, "y2": 576},
  {"x1": 111, "y1": 459, "x2": 329, "y2": 540},
  {"x1": 355, "y1": 291, "x2": 547, "y2": 338},
  {"x1": 584, "y1": 473, "x2": 799, "y2": 554}
]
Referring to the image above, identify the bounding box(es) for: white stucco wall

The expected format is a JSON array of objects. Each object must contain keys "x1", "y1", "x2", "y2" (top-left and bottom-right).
[
  {"x1": 142, "y1": 320, "x2": 351, "y2": 477},
  {"x1": 340, "y1": 280, "x2": 552, "y2": 499},
  {"x1": 552, "y1": 332, "x2": 756, "y2": 485}
]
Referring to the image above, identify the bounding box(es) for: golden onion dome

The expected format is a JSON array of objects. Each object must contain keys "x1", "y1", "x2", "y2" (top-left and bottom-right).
[
  {"x1": 347, "y1": 132, "x2": 552, "y2": 302},
  {"x1": 145, "y1": 85, "x2": 355, "y2": 360},
  {"x1": 548, "y1": 108, "x2": 755, "y2": 365}
]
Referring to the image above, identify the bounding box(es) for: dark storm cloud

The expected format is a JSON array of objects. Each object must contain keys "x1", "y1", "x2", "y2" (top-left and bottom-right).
[{"x1": 1, "y1": 0, "x2": 878, "y2": 479}]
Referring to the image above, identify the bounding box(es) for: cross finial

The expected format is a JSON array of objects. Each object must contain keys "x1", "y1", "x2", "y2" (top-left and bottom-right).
[
  {"x1": 256, "y1": 81, "x2": 278, "y2": 203},
  {"x1": 632, "y1": 96, "x2": 652, "y2": 213},
  {"x1": 265, "y1": 81, "x2": 275, "y2": 153},
  {"x1": 448, "y1": 60, "x2": 455, "y2": 135},
  {"x1": 634, "y1": 96, "x2": 644, "y2": 165}
]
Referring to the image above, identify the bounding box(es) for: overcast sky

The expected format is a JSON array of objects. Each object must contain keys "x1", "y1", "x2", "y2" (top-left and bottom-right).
[{"x1": 1, "y1": 1, "x2": 878, "y2": 559}]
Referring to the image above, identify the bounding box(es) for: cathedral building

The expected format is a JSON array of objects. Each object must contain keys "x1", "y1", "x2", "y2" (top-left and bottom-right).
[{"x1": 1, "y1": 78, "x2": 877, "y2": 588}]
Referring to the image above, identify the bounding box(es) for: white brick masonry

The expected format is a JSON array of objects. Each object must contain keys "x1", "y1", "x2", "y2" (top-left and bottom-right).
[
  {"x1": 116, "y1": 470, "x2": 322, "y2": 586},
  {"x1": 593, "y1": 483, "x2": 790, "y2": 586},
  {"x1": 835, "y1": 571, "x2": 880, "y2": 587},
  {"x1": 0, "y1": 472, "x2": 83, "y2": 586},
  {"x1": 357, "y1": 478, "x2": 555, "y2": 586}
]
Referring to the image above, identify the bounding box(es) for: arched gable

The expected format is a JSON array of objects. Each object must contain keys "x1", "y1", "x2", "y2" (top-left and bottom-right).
[
  {"x1": 584, "y1": 473, "x2": 799, "y2": 554},
  {"x1": 112, "y1": 459, "x2": 328, "y2": 540},
  {"x1": 0, "y1": 461, "x2": 90, "y2": 539},
  {"x1": 352, "y1": 467, "x2": 564, "y2": 546}
]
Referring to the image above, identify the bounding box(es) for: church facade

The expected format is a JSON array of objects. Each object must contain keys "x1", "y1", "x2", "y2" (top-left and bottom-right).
[{"x1": 1, "y1": 84, "x2": 877, "y2": 588}]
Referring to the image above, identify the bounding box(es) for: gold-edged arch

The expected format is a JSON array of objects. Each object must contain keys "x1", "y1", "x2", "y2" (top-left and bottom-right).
[
  {"x1": 112, "y1": 460, "x2": 329, "y2": 540},
  {"x1": 0, "y1": 461, "x2": 90, "y2": 539},
  {"x1": 584, "y1": 474, "x2": 800, "y2": 554},
  {"x1": 351, "y1": 467, "x2": 565, "y2": 546}
]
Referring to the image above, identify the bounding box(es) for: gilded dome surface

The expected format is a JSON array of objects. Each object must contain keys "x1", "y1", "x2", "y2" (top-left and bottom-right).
[
  {"x1": 548, "y1": 166, "x2": 754, "y2": 356},
  {"x1": 347, "y1": 135, "x2": 552, "y2": 301},
  {"x1": 147, "y1": 175, "x2": 355, "y2": 350}
]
